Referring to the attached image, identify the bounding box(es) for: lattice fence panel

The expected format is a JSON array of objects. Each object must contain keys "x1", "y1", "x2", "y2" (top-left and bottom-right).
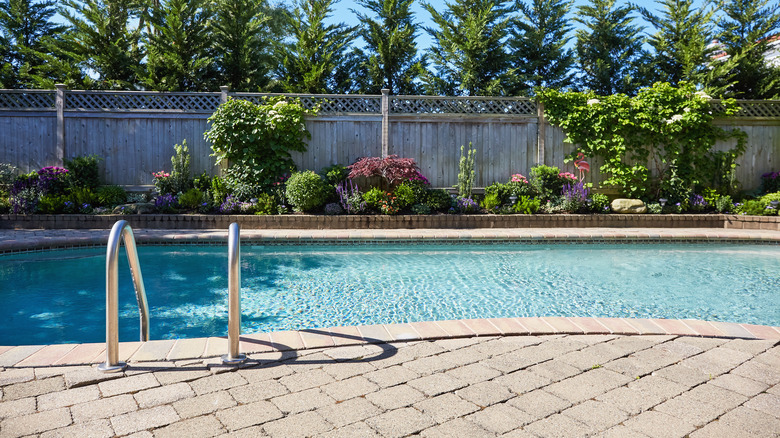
[
  {"x1": 233, "y1": 94, "x2": 381, "y2": 114},
  {"x1": 0, "y1": 91, "x2": 56, "y2": 109},
  {"x1": 65, "y1": 92, "x2": 220, "y2": 111},
  {"x1": 391, "y1": 96, "x2": 537, "y2": 115},
  {"x1": 726, "y1": 101, "x2": 780, "y2": 118}
]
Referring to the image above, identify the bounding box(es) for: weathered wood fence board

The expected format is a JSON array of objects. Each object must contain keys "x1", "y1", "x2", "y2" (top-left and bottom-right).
[{"x1": 1, "y1": 89, "x2": 779, "y2": 191}]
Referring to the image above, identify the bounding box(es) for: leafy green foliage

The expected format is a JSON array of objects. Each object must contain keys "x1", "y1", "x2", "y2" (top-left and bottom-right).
[
  {"x1": 508, "y1": 0, "x2": 575, "y2": 95},
  {"x1": 392, "y1": 181, "x2": 416, "y2": 209},
  {"x1": 205, "y1": 98, "x2": 311, "y2": 197},
  {"x1": 362, "y1": 187, "x2": 387, "y2": 210},
  {"x1": 178, "y1": 188, "x2": 205, "y2": 210},
  {"x1": 410, "y1": 203, "x2": 430, "y2": 215},
  {"x1": 423, "y1": 188, "x2": 452, "y2": 212},
  {"x1": 457, "y1": 142, "x2": 476, "y2": 198},
  {"x1": 37, "y1": 193, "x2": 65, "y2": 213},
  {"x1": 212, "y1": 0, "x2": 281, "y2": 91},
  {"x1": 66, "y1": 186, "x2": 97, "y2": 206},
  {"x1": 64, "y1": 155, "x2": 101, "y2": 190},
  {"x1": 480, "y1": 192, "x2": 502, "y2": 211},
  {"x1": 637, "y1": 0, "x2": 734, "y2": 94},
  {"x1": 210, "y1": 175, "x2": 229, "y2": 204},
  {"x1": 275, "y1": 0, "x2": 358, "y2": 93},
  {"x1": 422, "y1": 0, "x2": 511, "y2": 95},
  {"x1": 513, "y1": 195, "x2": 540, "y2": 214},
  {"x1": 530, "y1": 165, "x2": 564, "y2": 201},
  {"x1": 142, "y1": 0, "x2": 215, "y2": 91},
  {"x1": 484, "y1": 182, "x2": 510, "y2": 204},
  {"x1": 319, "y1": 164, "x2": 350, "y2": 185},
  {"x1": 589, "y1": 193, "x2": 610, "y2": 212},
  {"x1": 353, "y1": 0, "x2": 425, "y2": 94},
  {"x1": 715, "y1": 0, "x2": 780, "y2": 99},
  {"x1": 574, "y1": 0, "x2": 647, "y2": 95},
  {"x1": 170, "y1": 140, "x2": 193, "y2": 194},
  {"x1": 284, "y1": 170, "x2": 331, "y2": 212},
  {"x1": 58, "y1": 0, "x2": 144, "y2": 89},
  {"x1": 538, "y1": 82, "x2": 747, "y2": 200},
  {"x1": 251, "y1": 193, "x2": 277, "y2": 215},
  {"x1": 96, "y1": 185, "x2": 126, "y2": 206}
]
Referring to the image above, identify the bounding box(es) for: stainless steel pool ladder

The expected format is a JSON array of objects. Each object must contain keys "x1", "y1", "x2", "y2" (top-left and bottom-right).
[
  {"x1": 99, "y1": 220, "x2": 150, "y2": 373},
  {"x1": 222, "y1": 222, "x2": 247, "y2": 365}
]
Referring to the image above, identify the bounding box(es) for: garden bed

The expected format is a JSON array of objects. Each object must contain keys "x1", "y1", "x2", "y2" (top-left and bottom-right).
[{"x1": 2, "y1": 213, "x2": 778, "y2": 230}]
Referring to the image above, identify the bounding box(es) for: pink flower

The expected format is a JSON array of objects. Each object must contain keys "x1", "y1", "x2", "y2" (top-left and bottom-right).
[
  {"x1": 511, "y1": 173, "x2": 528, "y2": 183},
  {"x1": 558, "y1": 172, "x2": 577, "y2": 181}
]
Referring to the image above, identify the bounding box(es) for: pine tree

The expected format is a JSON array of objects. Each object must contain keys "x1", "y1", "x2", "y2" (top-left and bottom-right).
[
  {"x1": 275, "y1": 0, "x2": 358, "y2": 94},
  {"x1": 423, "y1": 0, "x2": 512, "y2": 96},
  {"x1": 142, "y1": 0, "x2": 215, "y2": 91},
  {"x1": 0, "y1": 0, "x2": 64, "y2": 87},
  {"x1": 715, "y1": 0, "x2": 780, "y2": 98},
  {"x1": 353, "y1": 0, "x2": 426, "y2": 94},
  {"x1": 507, "y1": 0, "x2": 575, "y2": 95},
  {"x1": 58, "y1": 0, "x2": 144, "y2": 89},
  {"x1": 211, "y1": 0, "x2": 279, "y2": 91},
  {"x1": 637, "y1": 0, "x2": 734, "y2": 94},
  {"x1": 574, "y1": 0, "x2": 646, "y2": 95}
]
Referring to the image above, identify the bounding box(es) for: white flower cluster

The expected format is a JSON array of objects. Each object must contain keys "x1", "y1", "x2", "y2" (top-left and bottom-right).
[
  {"x1": 665, "y1": 114, "x2": 684, "y2": 124},
  {"x1": 587, "y1": 98, "x2": 600, "y2": 106},
  {"x1": 694, "y1": 91, "x2": 711, "y2": 100}
]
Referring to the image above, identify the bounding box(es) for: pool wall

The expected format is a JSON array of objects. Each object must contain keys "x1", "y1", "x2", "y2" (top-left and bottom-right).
[{"x1": 2, "y1": 213, "x2": 779, "y2": 230}]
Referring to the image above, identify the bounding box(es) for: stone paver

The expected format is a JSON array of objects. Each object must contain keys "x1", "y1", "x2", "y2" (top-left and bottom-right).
[{"x1": 0, "y1": 333, "x2": 778, "y2": 438}]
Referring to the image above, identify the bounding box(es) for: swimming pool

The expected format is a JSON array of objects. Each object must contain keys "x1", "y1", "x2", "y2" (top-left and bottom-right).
[{"x1": 1, "y1": 243, "x2": 778, "y2": 345}]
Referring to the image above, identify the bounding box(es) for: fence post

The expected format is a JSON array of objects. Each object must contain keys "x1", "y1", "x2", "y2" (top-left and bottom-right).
[
  {"x1": 536, "y1": 100, "x2": 545, "y2": 166},
  {"x1": 220, "y1": 85, "x2": 230, "y2": 104},
  {"x1": 55, "y1": 84, "x2": 66, "y2": 167},
  {"x1": 381, "y1": 89, "x2": 390, "y2": 158},
  {"x1": 218, "y1": 85, "x2": 230, "y2": 176}
]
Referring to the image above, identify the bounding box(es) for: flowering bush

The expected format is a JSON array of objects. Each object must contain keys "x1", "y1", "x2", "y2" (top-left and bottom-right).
[
  {"x1": 378, "y1": 194, "x2": 400, "y2": 215},
  {"x1": 10, "y1": 173, "x2": 41, "y2": 214},
  {"x1": 153, "y1": 171, "x2": 176, "y2": 195},
  {"x1": 561, "y1": 180, "x2": 589, "y2": 213},
  {"x1": 37, "y1": 166, "x2": 69, "y2": 195},
  {"x1": 456, "y1": 197, "x2": 479, "y2": 213},
  {"x1": 539, "y1": 82, "x2": 747, "y2": 199},
  {"x1": 155, "y1": 193, "x2": 178, "y2": 212},
  {"x1": 336, "y1": 180, "x2": 365, "y2": 214},
  {"x1": 219, "y1": 195, "x2": 241, "y2": 214}
]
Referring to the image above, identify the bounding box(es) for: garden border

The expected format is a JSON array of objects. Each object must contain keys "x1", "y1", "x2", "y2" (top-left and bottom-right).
[{"x1": 1, "y1": 213, "x2": 778, "y2": 230}]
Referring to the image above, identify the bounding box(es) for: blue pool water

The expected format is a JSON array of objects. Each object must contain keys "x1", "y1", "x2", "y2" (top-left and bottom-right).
[{"x1": 1, "y1": 243, "x2": 778, "y2": 345}]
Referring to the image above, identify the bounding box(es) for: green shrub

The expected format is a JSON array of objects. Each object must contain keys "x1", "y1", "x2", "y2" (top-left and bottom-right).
[
  {"x1": 363, "y1": 187, "x2": 388, "y2": 210},
  {"x1": 64, "y1": 155, "x2": 101, "y2": 189},
  {"x1": 211, "y1": 176, "x2": 230, "y2": 205},
  {"x1": 0, "y1": 196, "x2": 10, "y2": 213},
  {"x1": 97, "y1": 185, "x2": 127, "y2": 206},
  {"x1": 530, "y1": 165, "x2": 565, "y2": 201},
  {"x1": 484, "y1": 182, "x2": 509, "y2": 204},
  {"x1": 481, "y1": 193, "x2": 502, "y2": 211},
  {"x1": 193, "y1": 172, "x2": 212, "y2": 192},
  {"x1": 0, "y1": 163, "x2": 19, "y2": 195},
  {"x1": 38, "y1": 195, "x2": 66, "y2": 213},
  {"x1": 179, "y1": 188, "x2": 206, "y2": 210},
  {"x1": 170, "y1": 140, "x2": 193, "y2": 193},
  {"x1": 424, "y1": 189, "x2": 452, "y2": 212},
  {"x1": 715, "y1": 195, "x2": 733, "y2": 213},
  {"x1": 590, "y1": 193, "x2": 610, "y2": 213},
  {"x1": 252, "y1": 193, "x2": 277, "y2": 215},
  {"x1": 320, "y1": 164, "x2": 350, "y2": 185},
  {"x1": 646, "y1": 203, "x2": 662, "y2": 214},
  {"x1": 66, "y1": 187, "x2": 98, "y2": 207},
  {"x1": 324, "y1": 202, "x2": 343, "y2": 215},
  {"x1": 410, "y1": 203, "x2": 430, "y2": 215},
  {"x1": 513, "y1": 196, "x2": 541, "y2": 214},
  {"x1": 393, "y1": 182, "x2": 417, "y2": 209},
  {"x1": 285, "y1": 171, "x2": 331, "y2": 212},
  {"x1": 457, "y1": 142, "x2": 476, "y2": 198}
]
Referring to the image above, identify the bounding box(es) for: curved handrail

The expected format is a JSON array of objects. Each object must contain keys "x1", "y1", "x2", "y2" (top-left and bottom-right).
[
  {"x1": 99, "y1": 220, "x2": 150, "y2": 373},
  {"x1": 222, "y1": 222, "x2": 246, "y2": 364}
]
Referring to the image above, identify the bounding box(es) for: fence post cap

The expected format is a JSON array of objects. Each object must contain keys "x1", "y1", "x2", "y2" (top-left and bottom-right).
[
  {"x1": 55, "y1": 84, "x2": 66, "y2": 89},
  {"x1": 381, "y1": 88, "x2": 390, "y2": 95},
  {"x1": 220, "y1": 85, "x2": 230, "y2": 92}
]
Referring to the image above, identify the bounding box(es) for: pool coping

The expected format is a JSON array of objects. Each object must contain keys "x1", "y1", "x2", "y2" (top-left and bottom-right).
[
  {"x1": 2, "y1": 227, "x2": 779, "y2": 368},
  {"x1": 2, "y1": 317, "x2": 779, "y2": 369}
]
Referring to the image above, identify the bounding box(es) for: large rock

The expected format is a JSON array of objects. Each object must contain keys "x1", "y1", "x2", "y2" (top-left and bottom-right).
[
  {"x1": 611, "y1": 198, "x2": 647, "y2": 214},
  {"x1": 113, "y1": 203, "x2": 155, "y2": 214}
]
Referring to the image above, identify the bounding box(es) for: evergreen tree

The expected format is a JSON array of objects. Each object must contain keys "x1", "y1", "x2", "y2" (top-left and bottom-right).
[
  {"x1": 353, "y1": 0, "x2": 426, "y2": 94},
  {"x1": 507, "y1": 0, "x2": 575, "y2": 95},
  {"x1": 423, "y1": 0, "x2": 512, "y2": 96},
  {"x1": 275, "y1": 0, "x2": 358, "y2": 94},
  {"x1": 715, "y1": 0, "x2": 780, "y2": 98},
  {"x1": 142, "y1": 0, "x2": 215, "y2": 91},
  {"x1": 211, "y1": 0, "x2": 278, "y2": 91},
  {"x1": 0, "y1": 0, "x2": 64, "y2": 87},
  {"x1": 636, "y1": 0, "x2": 734, "y2": 94},
  {"x1": 574, "y1": 0, "x2": 646, "y2": 95},
  {"x1": 58, "y1": 0, "x2": 144, "y2": 89}
]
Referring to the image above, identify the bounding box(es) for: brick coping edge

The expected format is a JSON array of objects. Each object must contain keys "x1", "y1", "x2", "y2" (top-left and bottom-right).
[{"x1": 2, "y1": 317, "x2": 778, "y2": 368}]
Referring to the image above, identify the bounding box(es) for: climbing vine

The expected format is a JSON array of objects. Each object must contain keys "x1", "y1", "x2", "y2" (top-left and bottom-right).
[{"x1": 538, "y1": 82, "x2": 747, "y2": 201}]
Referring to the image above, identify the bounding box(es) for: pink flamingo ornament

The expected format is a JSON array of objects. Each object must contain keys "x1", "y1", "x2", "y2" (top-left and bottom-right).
[{"x1": 574, "y1": 152, "x2": 590, "y2": 181}]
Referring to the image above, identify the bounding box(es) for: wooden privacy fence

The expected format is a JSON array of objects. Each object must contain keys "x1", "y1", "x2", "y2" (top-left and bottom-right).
[{"x1": 1, "y1": 87, "x2": 779, "y2": 190}]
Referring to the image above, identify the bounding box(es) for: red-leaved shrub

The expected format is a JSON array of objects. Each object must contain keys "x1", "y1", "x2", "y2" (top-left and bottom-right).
[{"x1": 348, "y1": 155, "x2": 421, "y2": 186}]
